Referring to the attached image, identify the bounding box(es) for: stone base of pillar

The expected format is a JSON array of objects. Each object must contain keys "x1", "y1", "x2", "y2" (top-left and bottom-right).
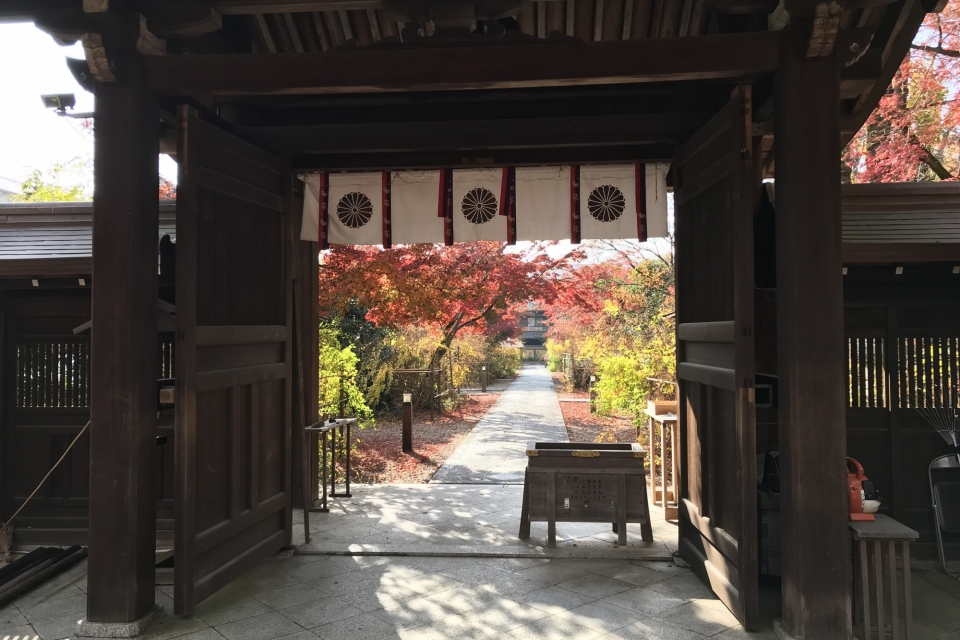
[
  {"x1": 772, "y1": 619, "x2": 798, "y2": 640},
  {"x1": 773, "y1": 619, "x2": 855, "y2": 640},
  {"x1": 76, "y1": 607, "x2": 162, "y2": 638}
]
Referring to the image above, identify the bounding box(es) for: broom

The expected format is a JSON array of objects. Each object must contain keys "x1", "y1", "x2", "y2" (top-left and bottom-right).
[{"x1": 918, "y1": 387, "x2": 960, "y2": 467}]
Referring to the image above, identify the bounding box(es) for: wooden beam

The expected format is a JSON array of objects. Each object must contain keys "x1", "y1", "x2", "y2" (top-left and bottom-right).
[
  {"x1": 146, "y1": 30, "x2": 780, "y2": 95},
  {"x1": 241, "y1": 112, "x2": 706, "y2": 154},
  {"x1": 843, "y1": 242, "x2": 960, "y2": 264},
  {"x1": 774, "y1": 25, "x2": 852, "y2": 640},
  {"x1": 0, "y1": 0, "x2": 76, "y2": 22},
  {"x1": 211, "y1": 0, "x2": 566, "y2": 13},
  {"x1": 245, "y1": 83, "x2": 727, "y2": 124},
  {"x1": 215, "y1": 0, "x2": 383, "y2": 13},
  {"x1": 291, "y1": 142, "x2": 676, "y2": 170},
  {"x1": 87, "y1": 52, "x2": 159, "y2": 623}
]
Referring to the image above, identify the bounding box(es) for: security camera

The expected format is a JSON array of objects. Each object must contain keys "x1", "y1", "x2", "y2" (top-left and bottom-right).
[{"x1": 40, "y1": 93, "x2": 76, "y2": 112}]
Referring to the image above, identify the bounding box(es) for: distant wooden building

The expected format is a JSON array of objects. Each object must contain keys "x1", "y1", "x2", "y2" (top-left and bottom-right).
[{"x1": 519, "y1": 305, "x2": 548, "y2": 360}]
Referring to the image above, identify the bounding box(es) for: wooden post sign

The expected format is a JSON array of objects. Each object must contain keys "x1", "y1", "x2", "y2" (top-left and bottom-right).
[{"x1": 519, "y1": 442, "x2": 654, "y2": 547}]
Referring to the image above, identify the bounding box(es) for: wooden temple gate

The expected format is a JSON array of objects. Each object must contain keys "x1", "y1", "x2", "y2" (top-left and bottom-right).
[{"x1": 0, "y1": 0, "x2": 945, "y2": 636}]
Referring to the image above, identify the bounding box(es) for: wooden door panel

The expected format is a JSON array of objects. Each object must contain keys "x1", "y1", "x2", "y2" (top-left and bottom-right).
[
  {"x1": 675, "y1": 86, "x2": 759, "y2": 629},
  {"x1": 175, "y1": 108, "x2": 292, "y2": 615}
]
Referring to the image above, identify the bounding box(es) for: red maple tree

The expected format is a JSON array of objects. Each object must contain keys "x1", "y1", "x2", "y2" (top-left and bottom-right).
[
  {"x1": 844, "y1": 0, "x2": 960, "y2": 182},
  {"x1": 317, "y1": 242, "x2": 580, "y2": 367},
  {"x1": 159, "y1": 177, "x2": 176, "y2": 199}
]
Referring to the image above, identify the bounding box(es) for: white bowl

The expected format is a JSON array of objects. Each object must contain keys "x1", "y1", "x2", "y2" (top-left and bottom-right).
[{"x1": 863, "y1": 499, "x2": 881, "y2": 514}]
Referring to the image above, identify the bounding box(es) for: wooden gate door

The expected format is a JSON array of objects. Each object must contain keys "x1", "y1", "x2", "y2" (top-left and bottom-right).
[
  {"x1": 174, "y1": 107, "x2": 293, "y2": 615},
  {"x1": 674, "y1": 86, "x2": 759, "y2": 629}
]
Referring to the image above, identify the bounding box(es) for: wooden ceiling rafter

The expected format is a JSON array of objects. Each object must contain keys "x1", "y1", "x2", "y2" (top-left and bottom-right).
[
  {"x1": 594, "y1": 0, "x2": 604, "y2": 40},
  {"x1": 622, "y1": 0, "x2": 635, "y2": 37},
  {"x1": 144, "y1": 30, "x2": 782, "y2": 95},
  {"x1": 283, "y1": 12, "x2": 306, "y2": 49},
  {"x1": 252, "y1": 13, "x2": 278, "y2": 51}
]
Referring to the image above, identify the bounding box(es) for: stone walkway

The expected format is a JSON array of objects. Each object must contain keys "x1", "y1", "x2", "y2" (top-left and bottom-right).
[
  {"x1": 296, "y1": 484, "x2": 677, "y2": 558},
  {"x1": 432, "y1": 365, "x2": 567, "y2": 484}
]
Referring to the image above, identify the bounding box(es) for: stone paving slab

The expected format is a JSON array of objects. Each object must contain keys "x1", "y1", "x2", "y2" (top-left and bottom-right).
[
  {"x1": 294, "y1": 484, "x2": 677, "y2": 556},
  {"x1": 296, "y1": 543, "x2": 674, "y2": 561},
  {"x1": 432, "y1": 365, "x2": 568, "y2": 484}
]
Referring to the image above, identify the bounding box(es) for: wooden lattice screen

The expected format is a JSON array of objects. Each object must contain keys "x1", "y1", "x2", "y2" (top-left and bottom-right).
[
  {"x1": 845, "y1": 335, "x2": 960, "y2": 409},
  {"x1": 846, "y1": 337, "x2": 886, "y2": 409},
  {"x1": 16, "y1": 338, "x2": 91, "y2": 409},
  {"x1": 897, "y1": 336, "x2": 960, "y2": 409},
  {"x1": 16, "y1": 337, "x2": 176, "y2": 408},
  {"x1": 159, "y1": 339, "x2": 175, "y2": 379}
]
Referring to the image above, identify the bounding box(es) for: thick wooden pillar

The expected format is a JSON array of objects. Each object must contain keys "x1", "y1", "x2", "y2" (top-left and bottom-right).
[
  {"x1": 774, "y1": 27, "x2": 851, "y2": 640},
  {"x1": 88, "y1": 50, "x2": 159, "y2": 623}
]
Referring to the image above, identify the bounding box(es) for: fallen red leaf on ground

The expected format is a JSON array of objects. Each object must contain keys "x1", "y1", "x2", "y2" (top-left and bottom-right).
[{"x1": 349, "y1": 393, "x2": 503, "y2": 483}]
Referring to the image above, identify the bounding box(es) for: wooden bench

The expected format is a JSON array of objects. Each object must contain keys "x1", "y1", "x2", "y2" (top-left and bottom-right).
[{"x1": 850, "y1": 514, "x2": 918, "y2": 640}]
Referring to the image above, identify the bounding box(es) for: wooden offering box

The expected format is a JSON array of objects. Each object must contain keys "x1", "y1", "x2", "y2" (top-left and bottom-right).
[{"x1": 519, "y1": 442, "x2": 654, "y2": 547}]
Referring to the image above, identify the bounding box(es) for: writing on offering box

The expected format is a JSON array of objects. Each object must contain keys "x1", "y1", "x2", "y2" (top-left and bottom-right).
[{"x1": 565, "y1": 475, "x2": 610, "y2": 502}]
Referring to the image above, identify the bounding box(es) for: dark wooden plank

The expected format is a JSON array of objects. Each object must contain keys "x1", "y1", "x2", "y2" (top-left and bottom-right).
[
  {"x1": 146, "y1": 31, "x2": 782, "y2": 95},
  {"x1": 282, "y1": 153, "x2": 295, "y2": 547},
  {"x1": 196, "y1": 325, "x2": 288, "y2": 346},
  {"x1": 292, "y1": 175, "x2": 320, "y2": 507},
  {"x1": 190, "y1": 113, "x2": 289, "y2": 177},
  {"x1": 195, "y1": 491, "x2": 287, "y2": 554},
  {"x1": 292, "y1": 143, "x2": 677, "y2": 171},
  {"x1": 774, "y1": 26, "x2": 852, "y2": 640},
  {"x1": 0, "y1": 258, "x2": 93, "y2": 278},
  {"x1": 730, "y1": 85, "x2": 758, "y2": 630},
  {"x1": 677, "y1": 362, "x2": 735, "y2": 391},
  {"x1": 175, "y1": 105, "x2": 202, "y2": 616},
  {"x1": 243, "y1": 113, "x2": 705, "y2": 155},
  {"x1": 842, "y1": 243, "x2": 960, "y2": 265},
  {"x1": 684, "y1": 337, "x2": 735, "y2": 369},
  {"x1": 678, "y1": 321, "x2": 735, "y2": 342},
  {"x1": 86, "y1": 52, "x2": 159, "y2": 624},
  {"x1": 193, "y1": 166, "x2": 287, "y2": 213},
  {"x1": 681, "y1": 498, "x2": 738, "y2": 564}
]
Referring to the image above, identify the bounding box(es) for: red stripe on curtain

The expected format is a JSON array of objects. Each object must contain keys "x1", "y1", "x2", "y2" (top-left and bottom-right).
[
  {"x1": 636, "y1": 163, "x2": 647, "y2": 242},
  {"x1": 319, "y1": 171, "x2": 329, "y2": 250},
  {"x1": 382, "y1": 171, "x2": 392, "y2": 248},
  {"x1": 440, "y1": 169, "x2": 454, "y2": 246},
  {"x1": 570, "y1": 165, "x2": 581, "y2": 244}
]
